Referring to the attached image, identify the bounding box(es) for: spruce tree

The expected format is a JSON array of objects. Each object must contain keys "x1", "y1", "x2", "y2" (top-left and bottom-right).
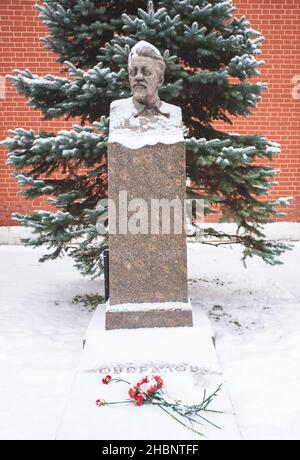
[{"x1": 3, "y1": 0, "x2": 292, "y2": 278}]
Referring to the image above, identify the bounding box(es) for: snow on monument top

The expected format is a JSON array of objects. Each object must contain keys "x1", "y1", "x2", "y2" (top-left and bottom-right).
[
  {"x1": 128, "y1": 40, "x2": 162, "y2": 63},
  {"x1": 108, "y1": 97, "x2": 184, "y2": 149}
]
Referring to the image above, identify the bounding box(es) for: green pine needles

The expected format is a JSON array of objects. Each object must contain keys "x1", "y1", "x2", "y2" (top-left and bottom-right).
[{"x1": 3, "y1": 0, "x2": 292, "y2": 277}]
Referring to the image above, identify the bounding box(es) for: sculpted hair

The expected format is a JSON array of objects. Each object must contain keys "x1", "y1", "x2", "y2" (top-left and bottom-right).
[{"x1": 128, "y1": 45, "x2": 166, "y2": 80}]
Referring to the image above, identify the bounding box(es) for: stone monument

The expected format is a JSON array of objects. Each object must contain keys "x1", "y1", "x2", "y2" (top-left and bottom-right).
[
  {"x1": 106, "y1": 41, "x2": 193, "y2": 329},
  {"x1": 57, "y1": 42, "x2": 240, "y2": 442}
]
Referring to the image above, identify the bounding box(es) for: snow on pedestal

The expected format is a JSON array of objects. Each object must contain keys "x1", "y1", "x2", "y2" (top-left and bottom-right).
[
  {"x1": 56, "y1": 306, "x2": 241, "y2": 440},
  {"x1": 105, "y1": 299, "x2": 193, "y2": 330}
]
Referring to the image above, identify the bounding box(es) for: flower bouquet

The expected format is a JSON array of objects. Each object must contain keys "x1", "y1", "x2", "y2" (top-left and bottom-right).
[{"x1": 96, "y1": 374, "x2": 222, "y2": 436}]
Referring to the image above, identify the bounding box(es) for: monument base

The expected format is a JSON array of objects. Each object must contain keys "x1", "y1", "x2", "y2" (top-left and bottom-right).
[
  {"x1": 105, "y1": 300, "x2": 193, "y2": 330},
  {"x1": 56, "y1": 305, "x2": 241, "y2": 440}
]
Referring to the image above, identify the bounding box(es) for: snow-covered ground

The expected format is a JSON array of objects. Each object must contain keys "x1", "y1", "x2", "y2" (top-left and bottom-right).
[{"x1": 0, "y1": 242, "x2": 300, "y2": 440}]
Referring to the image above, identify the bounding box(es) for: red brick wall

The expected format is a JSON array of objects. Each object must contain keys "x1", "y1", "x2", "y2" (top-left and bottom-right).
[
  {"x1": 0, "y1": 0, "x2": 299, "y2": 226},
  {"x1": 211, "y1": 0, "x2": 300, "y2": 222}
]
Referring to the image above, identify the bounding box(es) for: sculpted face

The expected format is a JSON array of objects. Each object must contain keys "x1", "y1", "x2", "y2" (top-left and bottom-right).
[{"x1": 128, "y1": 55, "x2": 164, "y2": 106}]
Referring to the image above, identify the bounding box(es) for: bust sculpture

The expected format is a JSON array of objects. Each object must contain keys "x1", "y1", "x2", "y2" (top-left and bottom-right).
[{"x1": 109, "y1": 41, "x2": 184, "y2": 149}]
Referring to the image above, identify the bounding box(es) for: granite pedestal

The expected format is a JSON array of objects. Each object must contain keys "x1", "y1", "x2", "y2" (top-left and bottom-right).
[{"x1": 107, "y1": 141, "x2": 192, "y2": 329}]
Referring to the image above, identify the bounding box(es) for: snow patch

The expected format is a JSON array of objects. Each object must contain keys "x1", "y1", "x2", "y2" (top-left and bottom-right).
[
  {"x1": 1, "y1": 243, "x2": 300, "y2": 439},
  {"x1": 128, "y1": 41, "x2": 162, "y2": 63},
  {"x1": 107, "y1": 299, "x2": 192, "y2": 313}
]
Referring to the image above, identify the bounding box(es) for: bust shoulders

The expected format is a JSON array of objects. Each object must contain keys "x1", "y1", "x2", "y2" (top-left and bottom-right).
[
  {"x1": 160, "y1": 100, "x2": 182, "y2": 116},
  {"x1": 110, "y1": 98, "x2": 128, "y2": 110},
  {"x1": 110, "y1": 97, "x2": 181, "y2": 116},
  {"x1": 109, "y1": 97, "x2": 184, "y2": 149}
]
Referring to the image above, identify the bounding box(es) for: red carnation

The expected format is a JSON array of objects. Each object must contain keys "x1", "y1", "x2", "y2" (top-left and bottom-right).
[
  {"x1": 147, "y1": 384, "x2": 158, "y2": 395},
  {"x1": 102, "y1": 375, "x2": 112, "y2": 385},
  {"x1": 154, "y1": 375, "x2": 163, "y2": 388},
  {"x1": 135, "y1": 394, "x2": 144, "y2": 406},
  {"x1": 135, "y1": 376, "x2": 149, "y2": 388},
  {"x1": 128, "y1": 388, "x2": 136, "y2": 399},
  {"x1": 96, "y1": 399, "x2": 103, "y2": 407}
]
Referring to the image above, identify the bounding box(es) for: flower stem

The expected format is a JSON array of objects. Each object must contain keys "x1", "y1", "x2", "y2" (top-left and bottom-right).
[
  {"x1": 188, "y1": 412, "x2": 221, "y2": 430},
  {"x1": 157, "y1": 404, "x2": 204, "y2": 437},
  {"x1": 112, "y1": 378, "x2": 131, "y2": 385},
  {"x1": 105, "y1": 400, "x2": 132, "y2": 405},
  {"x1": 202, "y1": 408, "x2": 224, "y2": 414}
]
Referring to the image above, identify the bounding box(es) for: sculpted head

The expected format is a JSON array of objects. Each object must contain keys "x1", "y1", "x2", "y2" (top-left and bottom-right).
[{"x1": 128, "y1": 41, "x2": 166, "y2": 106}]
